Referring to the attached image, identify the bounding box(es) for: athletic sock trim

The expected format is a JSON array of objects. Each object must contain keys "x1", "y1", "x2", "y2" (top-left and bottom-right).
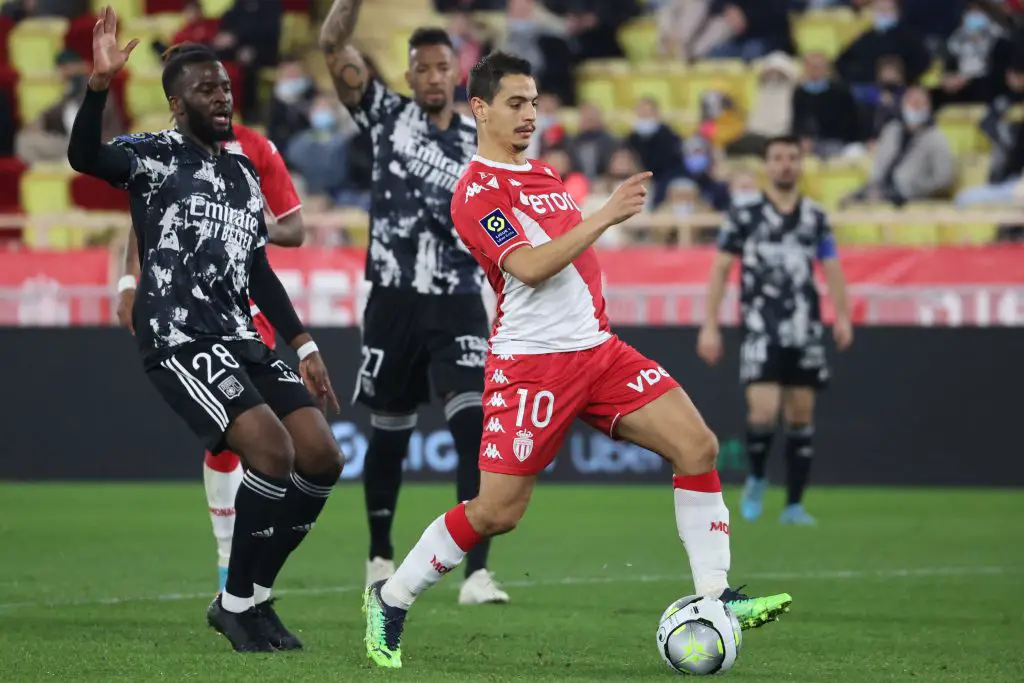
[
  {"x1": 290, "y1": 471, "x2": 334, "y2": 499},
  {"x1": 673, "y1": 470, "x2": 722, "y2": 493},
  {"x1": 242, "y1": 471, "x2": 287, "y2": 500},
  {"x1": 444, "y1": 392, "x2": 483, "y2": 421},
  {"x1": 443, "y1": 502, "x2": 483, "y2": 552}
]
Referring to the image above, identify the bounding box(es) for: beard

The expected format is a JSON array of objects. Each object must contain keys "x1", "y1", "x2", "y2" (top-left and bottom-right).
[
  {"x1": 417, "y1": 96, "x2": 448, "y2": 115},
  {"x1": 183, "y1": 100, "x2": 233, "y2": 146},
  {"x1": 773, "y1": 178, "x2": 797, "y2": 192},
  {"x1": 511, "y1": 141, "x2": 529, "y2": 153}
]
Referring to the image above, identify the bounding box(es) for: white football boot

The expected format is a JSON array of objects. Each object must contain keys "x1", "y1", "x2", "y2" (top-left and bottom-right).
[{"x1": 458, "y1": 569, "x2": 510, "y2": 605}]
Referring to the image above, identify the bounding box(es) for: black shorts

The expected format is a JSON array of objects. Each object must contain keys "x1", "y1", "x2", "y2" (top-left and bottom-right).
[
  {"x1": 739, "y1": 336, "x2": 830, "y2": 390},
  {"x1": 147, "y1": 339, "x2": 316, "y2": 452},
  {"x1": 353, "y1": 288, "x2": 488, "y2": 413}
]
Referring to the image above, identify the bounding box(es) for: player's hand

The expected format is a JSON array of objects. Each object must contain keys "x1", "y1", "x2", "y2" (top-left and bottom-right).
[
  {"x1": 697, "y1": 324, "x2": 723, "y2": 366},
  {"x1": 833, "y1": 316, "x2": 853, "y2": 351},
  {"x1": 300, "y1": 352, "x2": 341, "y2": 415},
  {"x1": 90, "y1": 6, "x2": 139, "y2": 87},
  {"x1": 599, "y1": 172, "x2": 653, "y2": 226},
  {"x1": 116, "y1": 289, "x2": 135, "y2": 335}
]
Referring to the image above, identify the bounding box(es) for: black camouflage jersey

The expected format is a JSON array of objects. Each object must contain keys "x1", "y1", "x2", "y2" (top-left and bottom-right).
[
  {"x1": 717, "y1": 193, "x2": 837, "y2": 347},
  {"x1": 347, "y1": 80, "x2": 482, "y2": 294},
  {"x1": 112, "y1": 130, "x2": 269, "y2": 366}
]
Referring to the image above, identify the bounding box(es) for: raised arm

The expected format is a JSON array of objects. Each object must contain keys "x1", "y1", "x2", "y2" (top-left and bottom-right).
[{"x1": 320, "y1": 0, "x2": 369, "y2": 108}]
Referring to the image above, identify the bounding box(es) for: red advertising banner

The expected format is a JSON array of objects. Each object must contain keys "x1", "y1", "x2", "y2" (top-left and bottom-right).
[{"x1": 0, "y1": 246, "x2": 1021, "y2": 326}]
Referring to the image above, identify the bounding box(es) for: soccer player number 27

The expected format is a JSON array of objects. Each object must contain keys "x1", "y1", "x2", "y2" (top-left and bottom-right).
[{"x1": 515, "y1": 389, "x2": 554, "y2": 429}]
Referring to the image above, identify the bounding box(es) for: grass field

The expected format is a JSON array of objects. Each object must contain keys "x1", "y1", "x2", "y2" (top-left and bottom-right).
[{"x1": 0, "y1": 483, "x2": 1021, "y2": 682}]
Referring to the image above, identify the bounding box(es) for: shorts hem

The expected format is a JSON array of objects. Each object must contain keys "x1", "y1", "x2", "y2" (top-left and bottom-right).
[{"x1": 606, "y1": 379, "x2": 680, "y2": 441}]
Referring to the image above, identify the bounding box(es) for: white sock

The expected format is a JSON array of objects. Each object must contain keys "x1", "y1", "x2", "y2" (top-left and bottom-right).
[
  {"x1": 674, "y1": 473, "x2": 731, "y2": 598},
  {"x1": 221, "y1": 591, "x2": 253, "y2": 614},
  {"x1": 253, "y1": 584, "x2": 272, "y2": 605},
  {"x1": 381, "y1": 514, "x2": 466, "y2": 610},
  {"x1": 204, "y1": 461, "x2": 243, "y2": 568}
]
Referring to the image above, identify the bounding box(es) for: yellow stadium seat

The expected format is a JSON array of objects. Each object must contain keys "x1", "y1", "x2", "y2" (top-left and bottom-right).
[
  {"x1": 135, "y1": 112, "x2": 173, "y2": 133},
  {"x1": 834, "y1": 221, "x2": 883, "y2": 245},
  {"x1": 885, "y1": 202, "x2": 943, "y2": 245},
  {"x1": 19, "y1": 164, "x2": 80, "y2": 250},
  {"x1": 956, "y1": 154, "x2": 992, "y2": 193},
  {"x1": 663, "y1": 109, "x2": 699, "y2": 139},
  {"x1": 678, "y1": 60, "x2": 748, "y2": 112},
  {"x1": 556, "y1": 107, "x2": 579, "y2": 134},
  {"x1": 281, "y1": 12, "x2": 311, "y2": 56},
  {"x1": 123, "y1": 16, "x2": 180, "y2": 73},
  {"x1": 621, "y1": 63, "x2": 687, "y2": 111},
  {"x1": 16, "y1": 74, "x2": 63, "y2": 123},
  {"x1": 198, "y1": 0, "x2": 233, "y2": 18},
  {"x1": 618, "y1": 18, "x2": 659, "y2": 63},
  {"x1": 9, "y1": 17, "x2": 68, "y2": 75},
  {"x1": 605, "y1": 109, "x2": 637, "y2": 137},
  {"x1": 791, "y1": 8, "x2": 858, "y2": 59},
  {"x1": 919, "y1": 59, "x2": 944, "y2": 89},
  {"x1": 940, "y1": 222, "x2": 998, "y2": 245},
  {"x1": 937, "y1": 105, "x2": 987, "y2": 156},
  {"x1": 125, "y1": 70, "x2": 170, "y2": 120},
  {"x1": 92, "y1": 0, "x2": 142, "y2": 21},
  {"x1": 577, "y1": 76, "x2": 620, "y2": 114},
  {"x1": 814, "y1": 158, "x2": 869, "y2": 209}
]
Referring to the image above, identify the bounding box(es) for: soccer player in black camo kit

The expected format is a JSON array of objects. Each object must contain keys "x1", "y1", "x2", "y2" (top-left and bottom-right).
[
  {"x1": 68, "y1": 7, "x2": 344, "y2": 653},
  {"x1": 698, "y1": 135, "x2": 854, "y2": 526},
  {"x1": 321, "y1": 0, "x2": 509, "y2": 604}
]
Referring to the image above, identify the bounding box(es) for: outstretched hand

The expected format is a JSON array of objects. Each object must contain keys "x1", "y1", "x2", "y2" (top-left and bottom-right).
[{"x1": 91, "y1": 5, "x2": 139, "y2": 85}]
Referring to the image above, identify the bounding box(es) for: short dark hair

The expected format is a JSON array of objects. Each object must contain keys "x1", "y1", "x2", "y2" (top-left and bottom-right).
[
  {"x1": 408, "y1": 27, "x2": 454, "y2": 52},
  {"x1": 467, "y1": 51, "x2": 533, "y2": 103},
  {"x1": 763, "y1": 134, "x2": 802, "y2": 158},
  {"x1": 161, "y1": 43, "x2": 220, "y2": 98}
]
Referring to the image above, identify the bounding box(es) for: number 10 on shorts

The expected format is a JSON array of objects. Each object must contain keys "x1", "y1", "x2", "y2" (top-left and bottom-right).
[{"x1": 516, "y1": 389, "x2": 554, "y2": 428}]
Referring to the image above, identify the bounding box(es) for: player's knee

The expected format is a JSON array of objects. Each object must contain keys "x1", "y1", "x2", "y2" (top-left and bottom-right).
[
  {"x1": 252, "y1": 436, "x2": 295, "y2": 478},
  {"x1": 303, "y1": 437, "x2": 344, "y2": 479},
  {"x1": 667, "y1": 425, "x2": 719, "y2": 474},
  {"x1": 467, "y1": 501, "x2": 524, "y2": 537},
  {"x1": 746, "y1": 409, "x2": 777, "y2": 430}
]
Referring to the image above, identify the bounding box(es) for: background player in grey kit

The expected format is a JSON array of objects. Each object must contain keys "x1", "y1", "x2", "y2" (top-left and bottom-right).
[
  {"x1": 321, "y1": 0, "x2": 507, "y2": 603},
  {"x1": 698, "y1": 135, "x2": 853, "y2": 526},
  {"x1": 68, "y1": 7, "x2": 343, "y2": 653}
]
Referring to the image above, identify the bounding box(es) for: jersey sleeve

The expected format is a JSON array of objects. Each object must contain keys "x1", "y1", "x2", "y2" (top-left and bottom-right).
[
  {"x1": 108, "y1": 132, "x2": 165, "y2": 191},
  {"x1": 716, "y1": 207, "x2": 746, "y2": 255},
  {"x1": 346, "y1": 79, "x2": 407, "y2": 132},
  {"x1": 816, "y1": 210, "x2": 838, "y2": 261},
  {"x1": 451, "y1": 182, "x2": 532, "y2": 270},
  {"x1": 250, "y1": 136, "x2": 302, "y2": 219}
]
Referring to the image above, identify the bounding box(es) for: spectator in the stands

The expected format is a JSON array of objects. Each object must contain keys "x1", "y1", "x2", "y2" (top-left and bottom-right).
[
  {"x1": 16, "y1": 49, "x2": 122, "y2": 164},
  {"x1": 656, "y1": 0, "x2": 733, "y2": 60},
  {"x1": 626, "y1": 97, "x2": 683, "y2": 205},
  {"x1": 433, "y1": 0, "x2": 504, "y2": 11},
  {"x1": 835, "y1": 0, "x2": 931, "y2": 86},
  {"x1": 867, "y1": 56, "x2": 908, "y2": 138},
  {"x1": 526, "y1": 92, "x2": 564, "y2": 158},
  {"x1": 727, "y1": 51, "x2": 799, "y2": 157},
  {"x1": 286, "y1": 94, "x2": 352, "y2": 206},
  {"x1": 1, "y1": 0, "x2": 88, "y2": 20},
  {"x1": 655, "y1": 177, "x2": 715, "y2": 244},
  {"x1": 846, "y1": 87, "x2": 956, "y2": 206},
  {"x1": 791, "y1": 51, "x2": 862, "y2": 158},
  {"x1": 172, "y1": 1, "x2": 220, "y2": 47},
  {"x1": 500, "y1": 0, "x2": 575, "y2": 103},
  {"x1": 589, "y1": 146, "x2": 646, "y2": 247},
  {"x1": 562, "y1": 0, "x2": 641, "y2": 61},
  {"x1": 958, "y1": 56, "x2": 1024, "y2": 206},
  {"x1": 267, "y1": 57, "x2": 316, "y2": 163},
  {"x1": 728, "y1": 168, "x2": 762, "y2": 205},
  {"x1": 448, "y1": 12, "x2": 492, "y2": 100},
  {"x1": 934, "y1": 1, "x2": 1011, "y2": 106},
  {"x1": 565, "y1": 102, "x2": 619, "y2": 179},
  {"x1": 541, "y1": 146, "x2": 589, "y2": 205},
  {"x1": 704, "y1": 0, "x2": 794, "y2": 62},
  {"x1": 680, "y1": 135, "x2": 731, "y2": 210},
  {"x1": 214, "y1": 0, "x2": 283, "y2": 120}
]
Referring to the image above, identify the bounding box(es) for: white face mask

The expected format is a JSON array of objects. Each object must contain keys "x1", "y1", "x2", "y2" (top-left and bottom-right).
[
  {"x1": 633, "y1": 117, "x2": 659, "y2": 137},
  {"x1": 731, "y1": 190, "x2": 761, "y2": 205},
  {"x1": 902, "y1": 107, "x2": 929, "y2": 127}
]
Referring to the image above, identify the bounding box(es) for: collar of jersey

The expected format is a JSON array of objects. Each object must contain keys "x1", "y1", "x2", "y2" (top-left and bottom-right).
[{"x1": 471, "y1": 155, "x2": 531, "y2": 172}]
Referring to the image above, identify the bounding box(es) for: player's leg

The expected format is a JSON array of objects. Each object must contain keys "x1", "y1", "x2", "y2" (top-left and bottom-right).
[
  {"x1": 741, "y1": 382, "x2": 781, "y2": 521},
  {"x1": 354, "y1": 289, "x2": 424, "y2": 583},
  {"x1": 247, "y1": 349, "x2": 345, "y2": 649},
  {"x1": 423, "y1": 294, "x2": 506, "y2": 604},
  {"x1": 587, "y1": 338, "x2": 791, "y2": 630},
  {"x1": 779, "y1": 386, "x2": 817, "y2": 525},
  {"x1": 203, "y1": 449, "x2": 243, "y2": 592},
  {"x1": 363, "y1": 352, "x2": 580, "y2": 668}
]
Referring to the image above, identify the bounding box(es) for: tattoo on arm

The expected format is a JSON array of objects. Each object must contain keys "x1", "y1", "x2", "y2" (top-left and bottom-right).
[{"x1": 320, "y1": 0, "x2": 367, "y2": 104}]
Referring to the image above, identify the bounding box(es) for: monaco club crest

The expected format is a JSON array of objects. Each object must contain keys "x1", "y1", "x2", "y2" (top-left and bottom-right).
[{"x1": 513, "y1": 430, "x2": 534, "y2": 462}]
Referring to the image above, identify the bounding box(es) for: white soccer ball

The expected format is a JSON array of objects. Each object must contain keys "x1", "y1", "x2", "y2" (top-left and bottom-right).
[{"x1": 656, "y1": 595, "x2": 742, "y2": 675}]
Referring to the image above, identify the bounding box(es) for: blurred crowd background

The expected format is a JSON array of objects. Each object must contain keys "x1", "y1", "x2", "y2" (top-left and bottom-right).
[{"x1": 0, "y1": 0, "x2": 1022, "y2": 250}]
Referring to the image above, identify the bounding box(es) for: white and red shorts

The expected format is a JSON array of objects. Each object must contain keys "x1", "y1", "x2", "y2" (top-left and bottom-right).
[{"x1": 479, "y1": 335, "x2": 680, "y2": 476}]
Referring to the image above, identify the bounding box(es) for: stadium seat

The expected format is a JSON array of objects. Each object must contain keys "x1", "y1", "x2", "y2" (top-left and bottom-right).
[
  {"x1": 91, "y1": 0, "x2": 142, "y2": 21},
  {"x1": 620, "y1": 62, "x2": 687, "y2": 111},
  {"x1": 956, "y1": 154, "x2": 992, "y2": 193},
  {"x1": 790, "y1": 7, "x2": 858, "y2": 59},
  {"x1": 814, "y1": 157, "x2": 869, "y2": 210},
  {"x1": 16, "y1": 74, "x2": 63, "y2": 124},
  {"x1": 9, "y1": 17, "x2": 69, "y2": 75},
  {"x1": 937, "y1": 105, "x2": 987, "y2": 156},
  {"x1": 886, "y1": 201, "x2": 943, "y2": 245},
  {"x1": 281, "y1": 12, "x2": 311, "y2": 56},
  {"x1": 64, "y1": 12, "x2": 97, "y2": 65},
  {"x1": 663, "y1": 108, "x2": 699, "y2": 139},
  {"x1": 0, "y1": 156, "x2": 27, "y2": 212},
  {"x1": 71, "y1": 173, "x2": 128, "y2": 212},
  {"x1": 833, "y1": 202, "x2": 886, "y2": 245},
  {"x1": 19, "y1": 162, "x2": 80, "y2": 250},
  {"x1": 576, "y1": 74, "x2": 621, "y2": 114},
  {"x1": 122, "y1": 15, "x2": 181, "y2": 72},
  {"x1": 677, "y1": 60, "x2": 748, "y2": 112},
  {"x1": 199, "y1": 0, "x2": 234, "y2": 18},
  {"x1": 134, "y1": 111, "x2": 172, "y2": 132},
  {"x1": 124, "y1": 69, "x2": 168, "y2": 120},
  {"x1": 618, "y1": 17, "x2": 658, "y2": 63},
  {"x1": 939, "y1": 220, "x2": 998, "y2": 245}
]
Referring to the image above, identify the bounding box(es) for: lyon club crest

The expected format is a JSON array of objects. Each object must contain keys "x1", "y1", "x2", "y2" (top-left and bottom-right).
[{"x1": 513, "y1": 430, "x2": 534, "y2": 462}]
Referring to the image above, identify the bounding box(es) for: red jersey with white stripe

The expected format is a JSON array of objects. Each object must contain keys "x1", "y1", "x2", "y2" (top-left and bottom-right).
[
  {"x1": 223, "y1": 125, "x2": 303, "y2": 348},
  {"x1": 451, "y1": 155, "x2": 611, "y2": 355}
]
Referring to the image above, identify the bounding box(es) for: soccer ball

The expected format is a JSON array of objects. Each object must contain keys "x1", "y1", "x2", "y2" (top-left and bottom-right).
[{"x1": 656, "y1": 595, "x2": 742, "y2": 675}]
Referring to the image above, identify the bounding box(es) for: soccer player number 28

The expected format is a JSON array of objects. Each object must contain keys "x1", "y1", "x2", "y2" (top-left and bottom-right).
[{"x1": 192, "y1": 343, "x2": 241, "y2": 384}]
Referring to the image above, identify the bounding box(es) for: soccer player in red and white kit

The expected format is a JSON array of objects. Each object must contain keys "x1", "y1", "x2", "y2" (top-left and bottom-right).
[
  {"x1": 362, "y1": 51, "x2": 793, "y2": 669},
  {"x1": 117, "y1": 114, "x2": 305, "y2": 594}
]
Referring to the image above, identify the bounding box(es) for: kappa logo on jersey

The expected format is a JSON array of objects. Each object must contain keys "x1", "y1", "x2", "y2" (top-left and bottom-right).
[
  {"x1": 485, "y1": 417, "x2": 505, "y2": 433},
  {"x1": 508, "y1": 178, "x2": 522, "y2": 187},
  {"x1": 217, "y1": 375, "x2": 245, "y2": 400},
  {"x1": 488, "y1": 392, "x2": 508, "y2": 408},
  {"x1": 513, "y1": 430, "x2": 534, "y2": 462},
  {"x1": 496, "y1": 354, "x2": 515, "y2": 361},
  {"x1": 626, "y1": 367, "x2": 672, "y2": 393},
  {"x1": 491, "y1": 369, "x2": 509, "y2": 384},
  {"x1": 483, "y1": 443, "x2": 502, "y2": 460},
  {"x1": 479, "y1": 208, "x2": 519, "y2": 246},
  {"x1": 465, "y1": 183, "x2": 489, "y2": 201},
  {"x1": 476, "y1": 172, "x2": 500, "y2": 189}
]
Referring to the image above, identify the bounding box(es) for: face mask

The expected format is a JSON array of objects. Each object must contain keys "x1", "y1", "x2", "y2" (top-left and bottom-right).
[
  {"x1": 274, "y1": 77, "x2": 308, "y2": 103},
  {"x1": 507, "y1": 18, "x2": 535, "y2": 32},
  {"x1": 802, "y1": 79, "x2": 829, "y2": 94},
  {"x1": 632, "y1": 117, "x2": 659, "y2": 137},
  {"x1": 964, "y1": 10, "x2": 989, "y2": 32},
  {"x1": 731, "y1": 190, "x2": 761, "y2": 205},
  {"x1": 672, "y1": 201, "x2": 695, "y2": 217},
  {"x1": 684, "y1": 153, "x2": 710, "y2": 175},
  {"x1": 902, "y1": 107, "x2": 929, "y2": 126},
  {"x1": 874, "y1": 14, "x2": 897, "y2": 31},
  {"x1": 311, "y1": 109, "x2": 336, "y2": 131}
]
